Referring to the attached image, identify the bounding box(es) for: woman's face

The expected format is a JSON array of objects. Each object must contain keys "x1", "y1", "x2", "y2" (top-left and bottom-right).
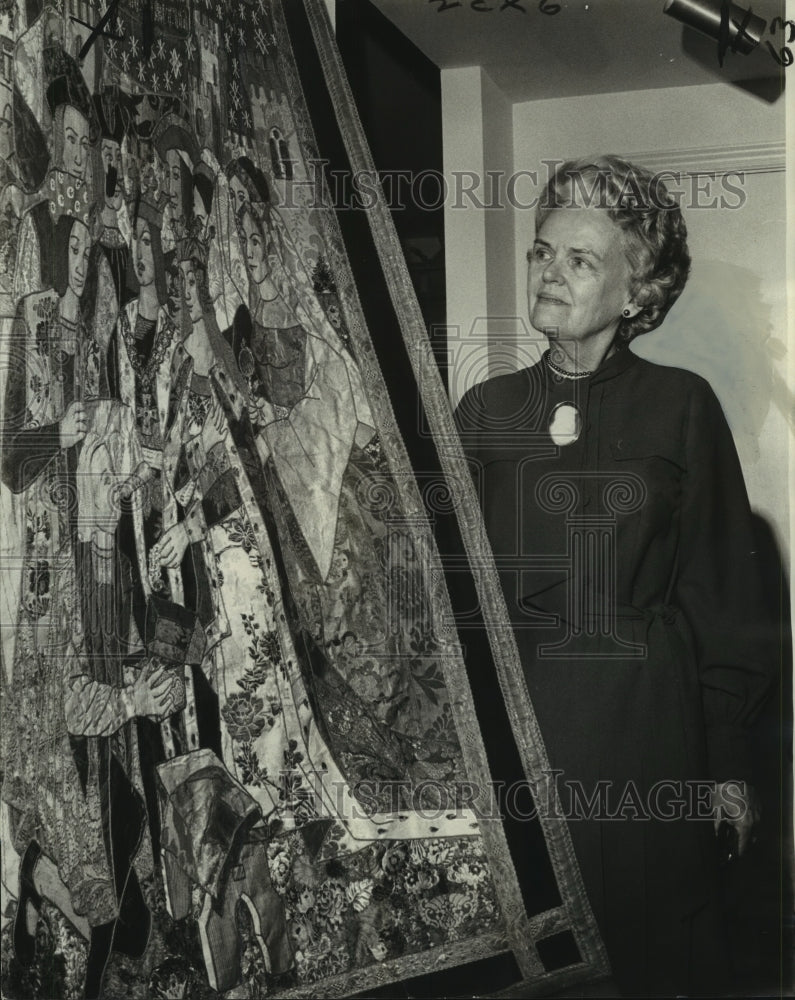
[
  {"x1": 179, "y1": 260, "x2": 202, "y2": 323},
  {"x1": 240, "y1": 208, "x2": 268, "y2": 284},
  {"x1": 527, "y1": 206, "x2": 634, "y2": 347},
  {"x1": 165, "y1": 149, "x2": 184, "y2": 217},
  {"x1": 67, "y1": 220, "x2": 90, "y2": 299},
  {"x1": 229, "y1": 175, "x2": 248, "y2": 215},
  {"x1": 61, "y1": 105, "x2": 90, "y2": 180},
  {"x1": 133, "y1": 219, "x2": 156, "y2": 288}
]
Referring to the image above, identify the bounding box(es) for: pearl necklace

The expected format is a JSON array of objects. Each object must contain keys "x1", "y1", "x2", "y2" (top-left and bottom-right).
[{"x1": 544, "y1": 350, "x2": 593, "y2": 380}]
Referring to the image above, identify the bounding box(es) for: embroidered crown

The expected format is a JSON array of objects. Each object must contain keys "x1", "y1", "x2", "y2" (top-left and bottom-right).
[{"x1": 175, "y1": 218, "x2": 211, "y2": 270}]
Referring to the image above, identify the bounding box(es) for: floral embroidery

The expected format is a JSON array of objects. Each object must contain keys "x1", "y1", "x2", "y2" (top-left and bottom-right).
[
  {"x1": 221, "y1": 691, "x2": 267, "y2": 742},
  {"x1": 223, "y1": 515, "x2": 257, "y2": 553},
  {"x1": 233, "y1": 740, "x2": 270, "y2": 788},
  {"x1": 268, "y1": 834, "x2": 502, "y2": 985}
]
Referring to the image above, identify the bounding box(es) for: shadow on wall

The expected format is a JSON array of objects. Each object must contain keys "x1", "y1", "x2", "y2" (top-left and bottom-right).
[
  {"x1": 635, "y1": 259, "x2": 793, "y2": 992},
  {"x1": 725, "y1": 512, "x2": 793, "y2": 995},
  {"x1": 632, "y1": 258, "x2": 790, "y2": 471}
]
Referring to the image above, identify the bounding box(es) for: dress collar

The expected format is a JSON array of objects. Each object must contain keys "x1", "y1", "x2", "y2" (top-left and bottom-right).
[
  {"x1": 540, "y1": 343, "x2": 639, "y2": 388},
  {"x1": 589, "y1": 344, "x2": 639, "y2": 385}
]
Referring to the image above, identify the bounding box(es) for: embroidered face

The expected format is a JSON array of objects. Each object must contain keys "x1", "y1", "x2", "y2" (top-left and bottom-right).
[
  {"x1": 229, "y1": 174, "x2": 248, "y2": 215},
  {"x1": 527, "y1": 206, "x2": 634, "y2": 347},
  {"x1": 61, "y1": 105, "x2": 90, "y2": 181},
  {"x1": 133, "y1": 218, "x2": 156, "y2": 288},
  {"x1": 240, "y1": 207, "x2": 269, "y2": 284},
  {"x1": 165, "y1": 148, "x2": 184, "y2": 218},
  {"x1": 67, "y1": 219, "x2": 90, "y2": 299},
  {"x1": 100, "y1": 138, "x2": 123, "y2": 210},
  {"x1": 179, "y1": 260, "x2": 202, "y2": 323}
]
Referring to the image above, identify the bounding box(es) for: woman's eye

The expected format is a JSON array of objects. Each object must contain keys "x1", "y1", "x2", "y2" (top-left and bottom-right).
[{"x1": 571, "y1": 257, "x2": 592, "y2": 271}]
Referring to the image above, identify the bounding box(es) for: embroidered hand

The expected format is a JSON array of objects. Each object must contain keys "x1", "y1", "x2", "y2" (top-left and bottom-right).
[
  {"x1": 712, "y1": 780, "x2": 760, "y2": 857},
  {"x1": 157, "y1": 521, "x2": 190, "y2": 568},
  {"x1": 247, "y1": 397, "x2": 277, "y2": 430},
  {"x1": 202, "y1": 397, "x2": 228, "y2": 452},
  {"x1": 132, "y1": 661, "x2": 178, "y2": 720},
  {"x1": 60, "y1": 401, "x2": 88, "y2": 449}
]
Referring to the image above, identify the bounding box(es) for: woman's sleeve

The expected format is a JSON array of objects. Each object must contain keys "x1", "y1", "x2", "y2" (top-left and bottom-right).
[
  {"x1": 181, "y1": 437, "x2": 244, "y2": 537},
  {"x1": 64, "y1": 624, "x2": 137, "y2": 737},
  {"x1": 674, "y1": 379, "x2": 777, "y2": 783},
  {"x1": 258, "y1": 334, "x2": 358, "y2": 581},
  {"x1": 175, "y1": 387, "x2": 245, "y2": 537},
  {"x1": 1, "y1": 310, "x2": 61, "y2": 494},
  {"x1": 13, "y1": 213, "x2": 40, "y2": 303},
  {"x1": 64, "y1": 669, "x2": 137, "y2": 736}
]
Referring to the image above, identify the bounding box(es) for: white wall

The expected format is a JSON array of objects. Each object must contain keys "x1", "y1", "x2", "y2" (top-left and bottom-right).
[{"x1": 441, "y1": 67, "x2": 516, "y2": 408}]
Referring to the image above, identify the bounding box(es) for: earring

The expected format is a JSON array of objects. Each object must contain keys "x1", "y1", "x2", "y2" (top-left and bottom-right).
[{"x1": 622, "y1": 308, "x2": 631, "y2": 318}]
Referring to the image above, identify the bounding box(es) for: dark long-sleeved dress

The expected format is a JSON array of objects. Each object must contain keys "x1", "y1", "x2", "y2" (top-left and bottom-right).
[{"x1": 454, "y1": 346, "x2": 776, "y2": 995}]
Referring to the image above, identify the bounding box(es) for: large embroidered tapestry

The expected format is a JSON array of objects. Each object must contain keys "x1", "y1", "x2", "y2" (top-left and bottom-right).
[{"x1": 0, "y1": 2, "x2": 605, "y2": 996}]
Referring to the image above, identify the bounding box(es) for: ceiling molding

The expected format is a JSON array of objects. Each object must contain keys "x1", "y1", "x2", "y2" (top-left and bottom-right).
[{"x1": 624, "y1": 141, "x2": 785, "y2": 176}]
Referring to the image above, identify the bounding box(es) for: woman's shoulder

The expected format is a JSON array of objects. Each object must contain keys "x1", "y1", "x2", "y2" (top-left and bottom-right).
[
  {"x1": 626, "y1": 356, "x2": 732, "y2": 447},
  {"x1": 455, "y1": 362, "x2": 544, "y2": 427},
  {"x1": 630, "y1": 355, "x2": 720, "y2": 404}
]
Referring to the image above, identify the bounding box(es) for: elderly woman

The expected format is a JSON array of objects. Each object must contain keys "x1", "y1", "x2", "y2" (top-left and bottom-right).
[{"x1": 454, "y1": 156, "x2": 775, "y2": 996}]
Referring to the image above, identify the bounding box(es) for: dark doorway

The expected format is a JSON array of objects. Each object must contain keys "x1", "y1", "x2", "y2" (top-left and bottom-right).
[{"x1": 335, "y1": 0, "x2": 448, "y2": 390}]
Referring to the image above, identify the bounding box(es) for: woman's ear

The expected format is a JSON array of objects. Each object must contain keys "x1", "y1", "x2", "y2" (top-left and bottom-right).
[{"x1": 623, "y1": 301, "x2": 642, "y2": 319}]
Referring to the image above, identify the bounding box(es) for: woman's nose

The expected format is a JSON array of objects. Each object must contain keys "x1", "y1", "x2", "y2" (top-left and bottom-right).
[{"x1": 542, "y1": 259, "x2": 563, "y2": 283}]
